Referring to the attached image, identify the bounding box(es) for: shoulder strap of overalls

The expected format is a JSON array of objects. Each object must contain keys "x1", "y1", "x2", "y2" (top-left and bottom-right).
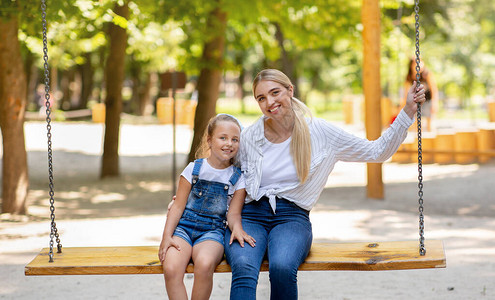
[
  {"x1": 191, "y1": 158, "x2": 204, "y2": 184},
  {"x1": 229, "y1": 165, "x2": 242, "y2": 186}
]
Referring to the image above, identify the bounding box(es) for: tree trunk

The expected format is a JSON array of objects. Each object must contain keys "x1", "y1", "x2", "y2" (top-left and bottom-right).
[
  {"x1": 129, "y1": 61, "x2": 140, "y2": 114},
  {"x1": 0, "y1": 16, "x2": 28, "y2": 214},
  {"x1": 129, "y1": 60, "x2": 150, "y2": 116},
  {"x1": 188, "y1": 5, "x2": 227, "y2": 162},
  {"x1": 234, "y1": 54, "x2": 247, "y2": 114},
  {"x1": 138, "y1": 72, "x2": 151, "y2": 116},
  {"x1": 273, "y1": 22, "x2": 298, "y2": 98},
  {"x1": 79, "y1": 52, "x2": 94, "y2": 109},
  {"x1": 60, "y1": 68, "x2": 75, "y2": 110},
  {"x1": 100, "y1": 2, "x2": 129, "y2": 178},
  {"x1": 24, "y1": 51, "x2": 39, "y2": 110},
  {"x1": 238, "y1": 69, "x2": 246, "y2": 114}
]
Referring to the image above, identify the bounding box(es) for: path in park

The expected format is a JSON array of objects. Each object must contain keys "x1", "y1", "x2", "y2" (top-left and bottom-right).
[{"x1": 1, "y1": 120, "x2": 494, "y2": 299}]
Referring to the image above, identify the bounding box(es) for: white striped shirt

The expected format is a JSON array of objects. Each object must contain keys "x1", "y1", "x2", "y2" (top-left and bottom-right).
[{"x1": 239, "y1": 109, "x2": 414, "y2": 212}]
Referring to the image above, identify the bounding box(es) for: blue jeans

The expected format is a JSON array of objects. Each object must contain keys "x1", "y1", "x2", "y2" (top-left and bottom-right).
[{"x1": 225, "y1": 197, "x2": 313, "y2": 300}]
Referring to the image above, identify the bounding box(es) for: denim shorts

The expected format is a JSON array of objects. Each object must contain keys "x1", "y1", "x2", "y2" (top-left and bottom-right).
[{"x1": 173, "y1": 209, "x2": 226, "y2": 247}]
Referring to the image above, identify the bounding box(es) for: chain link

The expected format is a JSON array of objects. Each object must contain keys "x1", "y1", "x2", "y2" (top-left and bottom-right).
[
  {"x1": 41, "y1": 0, "x2": 62, "y2": 262},
  {"x1": 414, "y1": 0, "x2": 426, "y2": 256}
]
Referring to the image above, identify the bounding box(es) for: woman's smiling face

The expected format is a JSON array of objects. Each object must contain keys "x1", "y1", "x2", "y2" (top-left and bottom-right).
[{"x1": 254, "y1": 80, "x2": 293, "y2": 120}]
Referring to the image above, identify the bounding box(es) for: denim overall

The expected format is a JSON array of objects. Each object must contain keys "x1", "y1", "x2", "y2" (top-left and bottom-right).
[{"x1": 174, "y1": 158, "x2": 242, "y2": 246}]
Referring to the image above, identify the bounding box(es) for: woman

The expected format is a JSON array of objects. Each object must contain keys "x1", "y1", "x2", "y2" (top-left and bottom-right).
[{"x1": 224, "y1": 69, "x2": 426, "y2": 300}]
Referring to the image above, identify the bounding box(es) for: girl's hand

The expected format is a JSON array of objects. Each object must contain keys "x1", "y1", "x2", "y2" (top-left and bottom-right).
[
  {"x1": 229, "y1": 227, "x2": 256, "y2": 248},
  {"x1": 404, "y1": 81, "x2": 427, "y2": 119},
  {"x1": 158, "y1": 237, "x2": 181, "y2": 263}
]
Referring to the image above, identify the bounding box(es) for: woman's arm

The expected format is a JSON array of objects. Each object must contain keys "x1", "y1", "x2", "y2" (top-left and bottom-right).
[
  {"x1": 158, "y1": 176, "x2": 191, "y2": 262},
  {"x1": 328, "y1": 82, "x2": 425, "y2": 163},
  {"x1": 227, "y1": 189, "x2": 256, "y2": 248}
]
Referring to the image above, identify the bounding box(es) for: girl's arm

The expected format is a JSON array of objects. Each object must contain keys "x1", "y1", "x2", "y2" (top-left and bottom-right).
[
  {"x1": 158, "y1": 176, "x2": 191, "y2": 263},
  {"x1": 227, "y1": 189, "x2": 256, "y2": 248}
]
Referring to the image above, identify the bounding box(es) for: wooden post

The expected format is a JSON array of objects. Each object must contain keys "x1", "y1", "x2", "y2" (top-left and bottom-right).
[
  {"x1": 454, "y1": 130, "x2": 478, "y2": 164},
  {"x1": 488, "y1": 100, "x2": 495, "y2": 122},
  {"x1": 362, "y1": 0, "x2": 383, "y2": 199},
  {"x1": 434, "y1": 130, "x2": 455, "y2": 164},
  {"x1": 478, "y1": 126, "x2": 495, "y2": 163}
]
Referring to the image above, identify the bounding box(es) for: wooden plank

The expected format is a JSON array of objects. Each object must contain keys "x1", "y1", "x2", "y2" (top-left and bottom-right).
[{"x1": 25, "y1": 240, "x2": 446, "y2": 276}]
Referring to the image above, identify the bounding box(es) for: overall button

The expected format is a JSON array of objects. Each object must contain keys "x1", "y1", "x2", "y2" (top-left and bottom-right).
[
  {"x1": 199, "y1": 192, "x2": 202, "y2": 196},
  {"x1": 224, "y1": 185, "x2": 228, "y2": 190}
]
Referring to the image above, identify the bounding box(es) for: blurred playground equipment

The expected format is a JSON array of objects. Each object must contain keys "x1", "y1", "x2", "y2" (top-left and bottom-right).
[
  {"x1": 341, "y1": 96, "x2": 495, "y2": 165},
  {"x1": 392, "y1": 125, "x2": 495, "y2": 164},
  {"x1": 156, "y1": 97, "x2": 197, "y2": 127}
]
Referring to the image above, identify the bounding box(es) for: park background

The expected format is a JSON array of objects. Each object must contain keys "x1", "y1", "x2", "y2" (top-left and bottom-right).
[{"x1": 1, "y1": 0, "x2": 495, "y2": 299}]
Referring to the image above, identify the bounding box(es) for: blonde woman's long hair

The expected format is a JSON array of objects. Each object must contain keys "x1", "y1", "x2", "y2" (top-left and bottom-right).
[{"x1": 253, "y1": 69, "x2": 312, "y2": 183}]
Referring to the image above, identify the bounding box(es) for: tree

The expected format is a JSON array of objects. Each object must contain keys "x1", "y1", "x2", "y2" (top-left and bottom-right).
[
  {"x1": 0, "y1": 7, "x2": 28, "y2": 214},
  {"x1": 188, "y1": 3, "x2": 227, "y2": 162},
  {"x1": 0, "y1": 0, "x2": 83, "y2": 215},
  {"x1": 101, "y1": 1, "x2": 130, "y2": 178}
]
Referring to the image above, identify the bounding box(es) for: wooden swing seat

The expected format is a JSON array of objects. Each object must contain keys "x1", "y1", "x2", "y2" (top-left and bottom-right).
[{"x1": 25, "y1": 240, "x2": 445, "y2": 276}]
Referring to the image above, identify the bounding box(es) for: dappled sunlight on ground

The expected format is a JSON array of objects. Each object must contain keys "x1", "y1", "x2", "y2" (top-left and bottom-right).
[
  {"x1": 311, "y1": 210, "x2": 374, "y2": 241},
  {"x1": 137, "y1": 181, "x2": 170, "y2": 193},
  {"x1": 90, "y1": 192, "x2": 126, "y2": 204}
]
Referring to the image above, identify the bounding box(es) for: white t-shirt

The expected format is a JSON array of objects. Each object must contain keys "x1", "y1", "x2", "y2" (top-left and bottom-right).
[
  {"x1": 258, "y1": 137, "x2": 299, "y2": 198},
  {"x1": 181, "y1": 159, "x2": 246, "y2": 200}
]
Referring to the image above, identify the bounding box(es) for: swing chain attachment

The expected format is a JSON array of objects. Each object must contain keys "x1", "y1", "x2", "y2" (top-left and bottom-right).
[
  {"x1": 414, "y1": 0, "x2": 426, "y2": 256},
  {"x1": 41, "y1": 0, "x2": 62, "y2": 262}
]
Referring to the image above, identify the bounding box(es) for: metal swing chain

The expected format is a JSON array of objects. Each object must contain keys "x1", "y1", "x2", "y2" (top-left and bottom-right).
[
  {"x1": 41, "y1": 0, "x2": 62, "y2": 262},
  {"x1": 414, "y1": 0, "x2": 426, "y2": 256}
]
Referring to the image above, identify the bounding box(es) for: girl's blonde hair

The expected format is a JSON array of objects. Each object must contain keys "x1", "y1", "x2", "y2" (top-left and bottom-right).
[
  {"x1": 195, "y1": 114, "x2": 242, "y2": 164},
  {"x1": 252, "y1": 69, "x2": 312, "y2": 183}
]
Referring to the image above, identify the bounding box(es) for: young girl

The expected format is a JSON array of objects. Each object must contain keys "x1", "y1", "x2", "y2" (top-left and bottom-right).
[{"x1": 158, "y1": 114, "x2": 255, "y2": 300}]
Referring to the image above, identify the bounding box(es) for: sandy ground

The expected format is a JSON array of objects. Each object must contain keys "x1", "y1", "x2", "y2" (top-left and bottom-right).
[{"x1": 1, "y1": 119, "x2": 495, "y2": 300}]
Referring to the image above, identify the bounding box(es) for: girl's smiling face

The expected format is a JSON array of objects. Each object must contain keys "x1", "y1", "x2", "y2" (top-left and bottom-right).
[
  {"x1": 254, "y1": 80, "x2": 293, "y2": 121},
  {"x1": 207, "y1": 120, "x2": 241, "y2": 168}
]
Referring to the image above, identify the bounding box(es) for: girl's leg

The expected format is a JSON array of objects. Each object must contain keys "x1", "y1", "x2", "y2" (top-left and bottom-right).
[
  {"x1": 267, "y1": 200, "x2": 313, "y2": 300},
  {"x1": 190, "y1": 240, "x2": 224, "y2": 300},
  {"x1": 225, "y1": 218, "x2": 269, "y2": 300},
  {"x1": 163, "y1": 237, "x2": 193, "y2": 300}
]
